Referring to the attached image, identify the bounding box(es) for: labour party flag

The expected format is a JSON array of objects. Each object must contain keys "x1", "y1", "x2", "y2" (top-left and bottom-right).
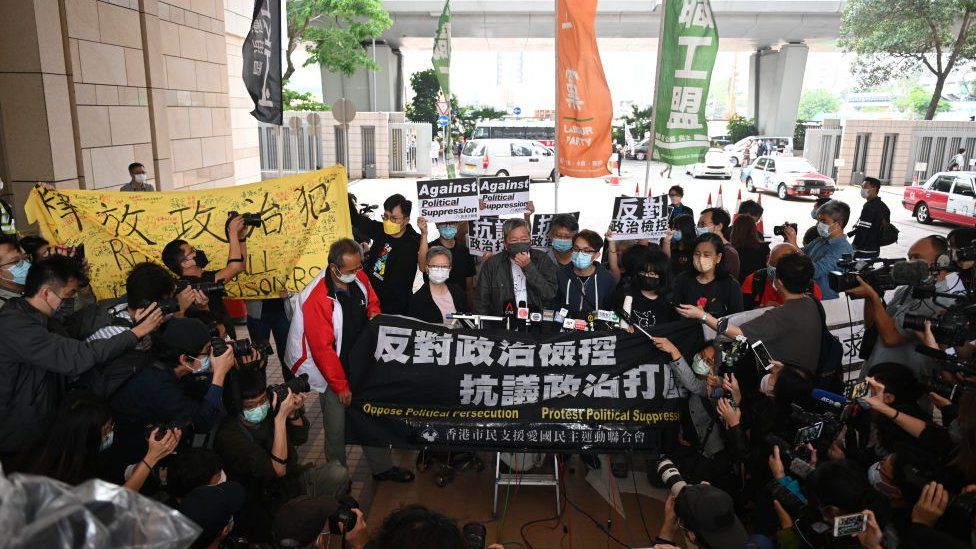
[
  {"x1": 652, "y1": 0, "x2": 719, "y2": 165},
  {"x1": 432, "y1": 0, "x2": 451, "y2": 96},
  {"x1": 556, "y1": 0, "x2": 613, "y2": 178},
  {"x1": 242, "y1": 0, "x2": 283, "y2": 125}
]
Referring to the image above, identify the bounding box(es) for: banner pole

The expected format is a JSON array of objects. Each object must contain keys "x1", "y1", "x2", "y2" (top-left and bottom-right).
[
  {"x1": 553, "y1": 0, "x2": 560, "y2": 213},
  {"x1": 645, "y1": 0, "x2": 669, "y2": 197}
]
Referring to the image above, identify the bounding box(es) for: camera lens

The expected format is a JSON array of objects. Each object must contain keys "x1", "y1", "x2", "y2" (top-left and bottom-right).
[{"x1": 656, "y1": 458, "x2": 688, "y2": 496}]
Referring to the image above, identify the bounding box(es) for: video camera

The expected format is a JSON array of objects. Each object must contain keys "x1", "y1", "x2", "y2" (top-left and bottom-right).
[
  {"x1": 176, "y1": 279, "x2": 226, "y2": 296},
  {"x1": 904, "y1": 303, "x2": 976, "y2": 347},
  {"x1": 827, "y1": 254, "x2": 907, "y2": 296}
]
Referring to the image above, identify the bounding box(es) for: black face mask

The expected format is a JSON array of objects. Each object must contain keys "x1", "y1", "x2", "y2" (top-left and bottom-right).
[
  {"x1": 193, "y1": 250, "x2": 210, "y2": 270},
  {"x1": 637, "y1": 276, "x2": 661, "y2": 292}
]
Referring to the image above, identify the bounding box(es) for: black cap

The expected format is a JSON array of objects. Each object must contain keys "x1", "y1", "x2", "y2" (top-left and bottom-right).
[
  {"x1": 273, "y1": 495, "x2": 340, "y2": 547},
  {"x1": 178, "y1": 481, "x2": 246, "y2": 548},
  {"x1": 675, "y1": 484, "x2": 748, "y2": 548},
  {"x1": 158, "y1": 317, "x2": 210, "y2": 357}
]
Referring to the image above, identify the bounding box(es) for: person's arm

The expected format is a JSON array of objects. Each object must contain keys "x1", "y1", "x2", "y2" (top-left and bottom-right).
[
  {"x1": 302, "y1": 295, "x2": 350, "y2": 399},
  {"x1": 417, "y1": 218, "x2": 430, "y2": 273},
  {"x1": 216, "y1": 215, "x2": 246, "y2": 282},
  {"x1": 605, "y1": 227, "x2": 622, "y2": 282},
  {"x1": 650, "y1": 337, "x2": 707, "y2": 396},
  {"x1": 216, "y1": 419, "x2": 281, "y2": 481},
  {"x1": 847, "y1": 279, "x2": 905, "y2": 347},
  {"x1": 349, "y1": 201, "x2": 381, "y2": 240},
  {"x1": 675, "y1": 305, "x2": 744, "y2": 338},
  {"x1": 522, "y1": 254, "x2": 558, "y2": 306},
  {"x1": 123, "y1": 428, "x2": 180, "y2": 492},
  {"x1": 270, "y1": 391, "x2": 301, "y2": 477},
  {"x1": 860, "y1": 377, "x2": 928, "y2": 438}
]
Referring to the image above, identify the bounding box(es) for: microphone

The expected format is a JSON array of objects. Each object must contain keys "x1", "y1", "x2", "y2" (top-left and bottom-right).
[
  {"x1": 503, "y1": 300, "x2": 515, "y2": 331},
  {"x1": 812, "y1": 388, "x2": 849, "y2": 409},
  {"x1": 891, "y1": 260, "x2": 931, "y2": 286},
  {"x1": 619, "y1": 295, "x2": 633, "y2": 330}
]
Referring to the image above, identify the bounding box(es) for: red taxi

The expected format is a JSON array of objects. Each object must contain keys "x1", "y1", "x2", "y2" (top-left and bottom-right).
[{"x1": 903, "y1": 171, "x2": 976, "y2": 226}]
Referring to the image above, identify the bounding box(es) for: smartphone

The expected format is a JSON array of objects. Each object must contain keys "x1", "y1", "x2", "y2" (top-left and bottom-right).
[
  {"x1": 751, "y1": 340, "x2": 775, "y2": 370},
  {"x1": 833, "y1": 512, "x2": 868, "y2": 537},
  {"x1": 710, "y1": 386, "x2": 727, "y2": 400},
  {"x1": 795, "y1": 422, "x2": 824, "y2": 445},
  {"x1": 846, "y1": 381, "x2": 869, "y2": 401}
]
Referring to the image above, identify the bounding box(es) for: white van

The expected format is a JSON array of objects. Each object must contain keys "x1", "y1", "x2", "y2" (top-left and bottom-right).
[
  {"x1": 459, "y1": 139, "x2": 555, "y2": 180},
  {"x1": 724, "y1": 135, "x2": 793, "y2": 166}
]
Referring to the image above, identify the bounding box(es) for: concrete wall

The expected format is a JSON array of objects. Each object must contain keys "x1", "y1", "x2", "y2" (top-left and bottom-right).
[{"x1": 321, "y1": 42, "x2": 402, "y2": 113}]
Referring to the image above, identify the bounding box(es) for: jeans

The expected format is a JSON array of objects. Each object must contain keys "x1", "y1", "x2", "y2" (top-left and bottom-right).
[
  {"x1": 246, "y1": 299, "x2": 292, "y2": 379},
  {"x1": 318, "y1": 390, "x2": 393, "y2": 474},
  {"x1": 300, "y1": 461, "x2": 350, "y2": 498}
]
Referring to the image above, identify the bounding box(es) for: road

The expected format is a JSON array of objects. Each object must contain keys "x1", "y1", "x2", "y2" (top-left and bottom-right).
[{"x1": 349, "y1": 159, "x2": 952, "y2": 261}]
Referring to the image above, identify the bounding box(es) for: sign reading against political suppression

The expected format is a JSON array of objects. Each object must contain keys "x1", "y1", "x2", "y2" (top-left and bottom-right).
[
  {"x1": 609, "y1": 195, "x2": 670, "y2": 240},
  {"x1": 651, "y1": 0, "x2": 719, "y2": 165},
  {"x1": 346, "y1": 315, "x2": 701, "y2": 451},
  {"x1": 531, "y1": 212, "x2": 581, "y2": 250},
  {"x1": 478, "y1": 176, "x2": 531, "y2": 216},
  {"x1": 467, "y1": 216, "x2": 506, "y2": 256},
  {"x1": 24, "y1": 167, "x2": 351, "y2": 300},
  {"x1": 417, "y1": 178, "x2": 480, "y2": 223}
]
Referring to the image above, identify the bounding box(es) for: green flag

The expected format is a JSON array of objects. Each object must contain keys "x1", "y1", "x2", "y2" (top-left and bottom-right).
[
  {"x1": 652, "y1": 0, "x2": 719, "y2": 166},
  {"x1": 432, "y1": 0, "x2": 451, "y2": 96}
]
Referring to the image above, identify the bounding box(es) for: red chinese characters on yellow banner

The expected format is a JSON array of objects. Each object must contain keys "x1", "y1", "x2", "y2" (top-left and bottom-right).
[{"x1": 556, "y1": 0, "x2": 613, "y2": 179}]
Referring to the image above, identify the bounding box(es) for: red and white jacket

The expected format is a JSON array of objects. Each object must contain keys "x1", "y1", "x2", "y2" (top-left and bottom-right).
[{"x1": 283, "y1": 269, "x2": 381, "y2": 394}]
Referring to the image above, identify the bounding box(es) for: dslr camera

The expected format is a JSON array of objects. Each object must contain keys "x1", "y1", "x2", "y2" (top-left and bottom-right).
[
  {"x1": 655, "y1": 457, "x2": 690, "y2": 496},
  {"x1": 228, "y1": 210, "x2": 263, "y2": 228},
  {"x1": 903, "y1": 300, "x2": 976, "y2": 347},
  {"x1": 269, "y1": 373, "x2": 311, "y2": 406},
  {"x1": 145, "y1": 417, "x2": 192, "y2": 440},
  {"x1": 177, "y1": 279, "x2": 226, "y2": 296},
  {"x1": 328, "y1": 495, "x2": 359, "y2": 535},
  {"x1": 211, "y1": 336, "x2": 253, "y2": 358},
  {"x1": 827, "y1": 254, "x2": 900, "y2": 296},
  {"x1": 774, "y1": 222, "x2": 798, "y2": 237}
]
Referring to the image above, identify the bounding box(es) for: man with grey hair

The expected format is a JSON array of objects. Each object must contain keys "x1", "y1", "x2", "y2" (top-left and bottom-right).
[
  {"x1": 475, "y1": 218, "x2": 558, "y2": 317},
  {"x1": 783, "y1": 199, "x2": 853, "y2": 300},
  {"x1": 284, "y1": 238, "x2": 414, "y2": 483}
]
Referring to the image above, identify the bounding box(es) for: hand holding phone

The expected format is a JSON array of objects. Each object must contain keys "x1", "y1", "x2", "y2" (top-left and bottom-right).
[
  {"x1": 751, "y1": 340, "x2": 775, "y2": 370},
  {"x1": 832, "y1": 512, "x2": 868, "y2": 537}
]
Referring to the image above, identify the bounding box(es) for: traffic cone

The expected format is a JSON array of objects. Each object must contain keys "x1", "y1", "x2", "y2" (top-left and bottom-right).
[
  {"x1": 735, "y1": 189, "x2": 742, "y2": 214},
  {"x1": 635, "y1": 183, "x2": 640, "y2": 196},
  {"x1": 716, "y1": 185, "x2": 724, "y2": 209},
  {"x1": 756, "y1": 194, "x2": 765, "y2": 235},
  {"x1": 706, "y1": 193, "x2": 713, "y2": 207}
]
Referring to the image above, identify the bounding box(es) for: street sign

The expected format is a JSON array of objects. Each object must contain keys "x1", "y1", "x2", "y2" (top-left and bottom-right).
[
  {"x1": 914, "y1": 162, "x2": 928, "y2": 172},
  {"x1": 332, "y1": 98, "x2": 357, "y2": 124},
  {"x1": 513, "y1": 106, "x2": 521, "y2": 115},
  {"x1": 833, "y1": 158, "x2": 845, "y2": 168},
  {"x1": 436, "y1": 101, "x2": 450, "y2": 115},
  {"x1": 437, "y1": 114, "x2": 449, "y2": 127}
]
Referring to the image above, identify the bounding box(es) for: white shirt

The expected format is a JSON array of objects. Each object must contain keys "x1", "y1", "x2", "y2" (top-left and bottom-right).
[{"x1": 510, "y1": 260, "x2": 528, "y2": 305}]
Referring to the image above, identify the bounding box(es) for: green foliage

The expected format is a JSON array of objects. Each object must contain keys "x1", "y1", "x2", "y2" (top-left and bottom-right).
[
  {"x1": 284, "y1": 0, "x2": 392, "y2": 81},
  {"x1": 797, "y1": 88, "x2": 841, "y2": 121},
  {"x1": 794, "y1": 122, "x2": 807, "y2": 152},
  {"x1": 406, "y1": 69, "x2": 447, "y2": 130},
  {"x1": 897, "y1": 85, "x2": 952, "y2": 118},
  {"x1": 282, "y1": 87, "x2": 330, "y2": 111},
  {"x1": 727, "y1": 114, "x2": 758, "y2": 144},
  {"x1": 612, "y1": 105, "x2": 653, "y2": 145},
  {"x1": 838, "y1": 0, "x2": 975, "y2": 119}
]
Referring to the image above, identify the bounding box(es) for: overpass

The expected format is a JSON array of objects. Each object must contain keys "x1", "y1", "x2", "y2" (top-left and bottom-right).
[{"x1": 321, "y1": 0, "x2": 848, "y2": 135}]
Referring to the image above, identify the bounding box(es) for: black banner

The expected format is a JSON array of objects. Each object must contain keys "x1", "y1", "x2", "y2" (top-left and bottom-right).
[
  {"x1": 242, "y1": 0, "x2": 282, "y2": 125},
  {"x1": 347, "y1": 315, "x2": 703, "y2": 452}
]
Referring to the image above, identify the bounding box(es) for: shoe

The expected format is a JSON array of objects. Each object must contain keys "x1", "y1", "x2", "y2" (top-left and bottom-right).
[
  {"x1": 611, "y1": 462, "x2": 628, "y2": 479},
  {"x1": 372, "y1": 466, "x2": 415, "y2": 483}
]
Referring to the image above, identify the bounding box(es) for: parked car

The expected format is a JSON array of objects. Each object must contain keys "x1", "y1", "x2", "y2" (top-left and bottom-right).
[
  {"x1": 626, "y1": 137, "x2": 650, "y2": 160},
  {"x1": 724, "y1": 135, "x2": 793, "y2": 166},
  {"x1": 686, "y1": 148, "x2": 733, "y2": 179},
  {"x1": 459, "y1": 139, "x2": 555, "y2": 180},
  {"x1": 903, "y1": 171, "x2": 976, "y2": 226},
  {"x1": 743, "y1": 156, "x2": 835, "y2": 200}
]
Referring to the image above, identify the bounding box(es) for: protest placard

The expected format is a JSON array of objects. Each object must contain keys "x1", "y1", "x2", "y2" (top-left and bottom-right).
[
  {"x1": 608, "y1": 195, "x2": 669, "y2": 241},
  {"x1": 477, "y1": 176, "x2": 531, "y2": 216},
  {"x1": 416, "y1": 178, "x2": 480, "y2": 223},
  {"x1": 467, "y1": 216, "x2": 506, "y2": 256}
]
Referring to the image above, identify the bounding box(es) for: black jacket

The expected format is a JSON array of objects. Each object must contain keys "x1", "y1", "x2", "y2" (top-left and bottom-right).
[
  {"x1": 408, "y1": 283, "x2": 469, "y2": 324},
  {"x1": 475, "y1": 249, "x2": 558, "y2": 315},
  {"x1": 0, "y1": 298, "x2": 138, "y2": 455},
  {"x1": 851, "y1": 197, "x2": 890, "y2": 252},
  {"x1": 350, "y1": 211, "x2": 420, "y2": 315}
]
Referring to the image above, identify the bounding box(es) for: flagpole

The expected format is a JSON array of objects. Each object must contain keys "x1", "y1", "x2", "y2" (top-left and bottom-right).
[
  {"x1": 553, "y1": 0, "x2": 561, "y2": 213},
  {"x1": 645, "y1": 0, "x2": 669, "y2": 197},
  {"x1": 445, "y1": 0, "x2": 454, "y2": 178}
]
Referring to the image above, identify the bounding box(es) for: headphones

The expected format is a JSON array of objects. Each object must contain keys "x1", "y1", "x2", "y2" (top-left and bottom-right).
[{"x1": 931, "y1": 235, "x2": 951, "y2": 270}]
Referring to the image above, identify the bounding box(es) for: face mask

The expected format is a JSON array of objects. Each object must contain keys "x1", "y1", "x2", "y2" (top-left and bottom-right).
[
  {"x1": 817, "y1": 221, "x2": 831, "y2": 238},
  {"x1": 428, "y1": 267, "x2": 451, "y2": 284},
  {"x1": 438, "y1": 225, "x2": 458, "y2": 240},
  {"x1": 333, "y1": 266, "x2": 358, "y2": 284},
  {"x1": 100, "y1": 430, "x2": 114, "y2": 452},
  {"x1": 551, "y1": 238, "x2": 573, "y2": 253},
  {"x1": 696, "y1": 226, "x2": 710, "y2": 237},
  {"x1": 572, "y1": 251, "x2": 594, "y2": 270},
  {"x1": 52, "y1": 295, "x2": 75, "y2": 319},
  {"x1": 672, "y1": 230, "x2": 683, "y2": 242},
  {"x1": 860, "y1": 188, "x2": 870, "y2": 199},
  {"x1": 691, "y1": 355, "x2": 711, "y2": 376},
  {"x1": 217, "y1": 470, "x2": 227, "y2": 484},
  {"x1": 693, "y1": 256, "x2": 715, "y2": 273},
  {"x1": 193, "y1": 250, "x2": 210, "y2": 270},
  {"x1": 242, "y1": 401, "x2": 270, "y2": 424},
  {"x1": 6, "y1": 260, "x2": 30, "y2": 285},
  {"x1": 867, "y1": 461, "x2": 900, "y2": 498},
  {"x1": 192, "y1": 355, "x2": 212, "y2": 373},
  {"x1": 638, "y1": 276, "x2": 661, "y2": 292},
  {"x1": 383, "y1": 219, "x2": 403, "y2": 235},
  {"x1": 134, "y1": 173, "x2": 147, "y2": 184},
  {"x1": 760, "y1": 373, "x2": 775, "y2": 397},
  {"x1": 507, "y1": 242, "x2": 531, "y2": 256}
]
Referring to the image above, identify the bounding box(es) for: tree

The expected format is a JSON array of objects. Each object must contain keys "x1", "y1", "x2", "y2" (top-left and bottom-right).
[
  {"x1": 897, "y1": 85, "x2": 952, "y2": 118},
  {"x1": 794, "y1": 121, "x2": 808, "y2": 152},
  {"x1": 405, "y1": 69, "x2": 449, "y2": 132},
  {"x1": 613, "y1": 105, "x2": 653, "y2": 145},
  {"x1": 727, "y1": 114, "x2": 758, "y2": 144},
  {"x1": 284, "y1": 0, "x2": 392, "y2": 82},
  {"x1": 454, "y1": 105, "x2": 506, "y2": 138},
  {"x1": 283, "y1": 87, "x2": 330, "y2": 111},
  {"x1": 839, "y1": 0, "x2": 976, "y2": 120},
  {"x1": 797, "y1": 88, "x2": 841, "y2": 121}
]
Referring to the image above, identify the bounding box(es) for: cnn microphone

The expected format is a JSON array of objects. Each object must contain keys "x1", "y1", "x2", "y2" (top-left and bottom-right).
[
  {"x1": 812, "y1": 388, "x2": 849, "y2": 409},
  {"x1": 891, "y1": 260, "x2": 931, "y2": 286},
  {"x1": 503, "y1": 300, "x2": 515, "y2": 331}
]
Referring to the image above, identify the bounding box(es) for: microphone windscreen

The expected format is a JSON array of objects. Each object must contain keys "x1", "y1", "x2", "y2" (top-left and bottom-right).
[{"x1": 891, "y1": 260, "x2": 930, "y2": 285}]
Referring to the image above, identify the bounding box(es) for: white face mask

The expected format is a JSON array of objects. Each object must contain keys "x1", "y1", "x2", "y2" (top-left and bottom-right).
[
  {"x1": 134, "y1": 173, "x2": 147, "y2": 184},
  {"x1": 216, "y1": 470, "x2": 227, "y2": 484},
  {"x1": 428, "y1": 267, "x2": 451, "y2": 284},
  {"x1": 760, "y1": 373, "x2": 775, "y2": 397},
  {"x1": 691, "y1": 354, "x2": 711, "y2": 376}
]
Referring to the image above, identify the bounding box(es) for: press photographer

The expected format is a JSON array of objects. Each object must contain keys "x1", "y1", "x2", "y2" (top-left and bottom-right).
[{"x1": 653, "y1": 458, "x2": 749, "y2": 548}]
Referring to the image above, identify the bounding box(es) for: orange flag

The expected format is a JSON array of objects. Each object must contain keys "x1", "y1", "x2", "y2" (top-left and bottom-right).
[{"x1": 556, "y1": 0, "x2": 612, "y2": 178}]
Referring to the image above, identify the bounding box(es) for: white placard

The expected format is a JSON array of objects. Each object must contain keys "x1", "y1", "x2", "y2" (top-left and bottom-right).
[
  {"x1": 417, "y1": 178, "x2": 480, "y2": 223},
  {"x1": 478, "y1": 176, "x2": 531, "y2": 216}
]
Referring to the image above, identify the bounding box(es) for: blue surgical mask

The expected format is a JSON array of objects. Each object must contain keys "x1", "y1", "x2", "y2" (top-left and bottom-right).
[
  {"x1": 552, "y1": 238, "x2": 573, "y2": 253},
  {"x1": 242, "y1": 401, "x2": 270, "y2": 423},
  {"x1": 6, "y1": 260, "x2": 30, "y2": 285},
  {"x1": 672, "y1": 230, "x2": 683, "y2": 242},
  {"x1": 572, "y1": 251, "x2": 594, "y2": 270},
  {"x1": 100, "y1": 431, "x2": 114, "y2": 451},
  {"x1": 438, "y1": 225, "x2": 458, "y2": 240},
  {"x1": 192, "y1": 356, "x2": 212, "y2": 373},
  {"x1": 817, "y1": 221, "x2": 831, "y2": 238},
  {"x1": 696, "y1": 226, "x2": 710, "y2": 237}
]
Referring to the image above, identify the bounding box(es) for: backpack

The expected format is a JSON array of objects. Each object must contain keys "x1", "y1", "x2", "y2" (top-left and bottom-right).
[
  {"x1": 812, "y1": 298, "x2": 844, "y2": 394},
  {"x1": 878, "y1": 219, "x2": 899, "y2": 247}
]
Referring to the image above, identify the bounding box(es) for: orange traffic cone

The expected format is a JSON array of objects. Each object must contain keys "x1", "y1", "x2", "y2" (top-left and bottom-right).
[
  {"x1": 716, "y1": 185, "x2": 724, "y2": 209},
  {"x1": 706, "y1": 193, "x2": 713, "y2": 207},
  {"x1": 608, "y1": 176, "x2": 620, "y2": 186},
  {"x1": 756, "y1": 194, "x2": 765, "y2": 235},
  {"x1": 735, "y1": 189, "x2": 742, "y2": 214},
  {"x1": 635, "y1": 183, "x2": 640, "y2": 196}
]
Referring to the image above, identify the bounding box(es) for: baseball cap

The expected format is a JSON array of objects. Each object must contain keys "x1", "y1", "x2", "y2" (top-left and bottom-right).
[
  {"x1": 178, "y1": 481, "x2": 246, "y2": 548},
  {"x1": 158, "y1": 317, "x2": 210, "y2": 357},
  {"x1": 675, "y1": 484, "x2": 748, "y2": 548},
  {"x1": 273, "y1": 495, "x2": 341, "y2": 547}
]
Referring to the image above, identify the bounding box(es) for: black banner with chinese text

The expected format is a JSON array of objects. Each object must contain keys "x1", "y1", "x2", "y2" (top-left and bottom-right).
[
  {"x1": 243, "y1": 0, "x2": 282, "y2": 125},
  {"x1": 346, "y1": 315, "x2": 703, "y2": 451}
]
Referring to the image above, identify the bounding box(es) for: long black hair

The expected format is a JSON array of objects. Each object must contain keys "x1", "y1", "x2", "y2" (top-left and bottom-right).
[
  {"x1": 31, "y1": 392, "x2": 112, "y2": 485},
  {"x1": 630, "y1": 248, "x2": 673, "y2": 295}
]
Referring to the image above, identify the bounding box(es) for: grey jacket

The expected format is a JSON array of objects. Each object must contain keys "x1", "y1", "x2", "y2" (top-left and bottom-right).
[
  {"x1": 667, "y1": 356, "x2": 725, "y2": 458},
  {"x1": 475, "y1": 249, "x2": 558, "y2": 315},
  {"x1": 0, "y1": 298, "x2": 138, "y2": 455}
]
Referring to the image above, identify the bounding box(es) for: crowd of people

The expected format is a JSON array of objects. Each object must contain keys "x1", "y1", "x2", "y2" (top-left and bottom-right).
[{"x1": 0, "y1": 170, "x2": 974, "y2": 549}]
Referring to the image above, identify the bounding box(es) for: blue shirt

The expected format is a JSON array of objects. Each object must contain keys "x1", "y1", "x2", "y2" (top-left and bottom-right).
[{"x1": 802, "y1": 235, "x2": 854, "y2": 300}]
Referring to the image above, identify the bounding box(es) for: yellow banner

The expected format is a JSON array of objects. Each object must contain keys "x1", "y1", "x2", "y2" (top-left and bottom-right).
[{"x1": 24, "y1": 167, "x2": 351, "y2": 300}]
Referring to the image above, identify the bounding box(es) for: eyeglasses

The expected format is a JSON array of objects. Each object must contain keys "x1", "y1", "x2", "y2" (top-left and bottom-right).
[
  {"x1": 571, "y1": 247, "x2": 596, "y2": 254},
  {"x1": 382, "y1": 213, "x2": 405, "y2": 223}
]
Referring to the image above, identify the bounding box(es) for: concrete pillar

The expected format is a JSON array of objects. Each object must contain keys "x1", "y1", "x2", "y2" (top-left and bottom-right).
[
  {"x1": 747, "y1": 43, "x2": 808, "y2": 136},
  {"x1": 320, "y1": 41, "x2": 402, "y2": 112}
]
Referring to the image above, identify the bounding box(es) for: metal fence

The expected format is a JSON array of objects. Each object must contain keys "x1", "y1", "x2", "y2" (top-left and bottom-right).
[
  {"x1": 258, "y1": 114, "x2": 323, "y2": 179},
  {"x1": 907, "y1": 130, "x2": 976, "y2": 182},
  {"x1": 389, "y1": 122, "x2": 431, "y2": 177}
]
